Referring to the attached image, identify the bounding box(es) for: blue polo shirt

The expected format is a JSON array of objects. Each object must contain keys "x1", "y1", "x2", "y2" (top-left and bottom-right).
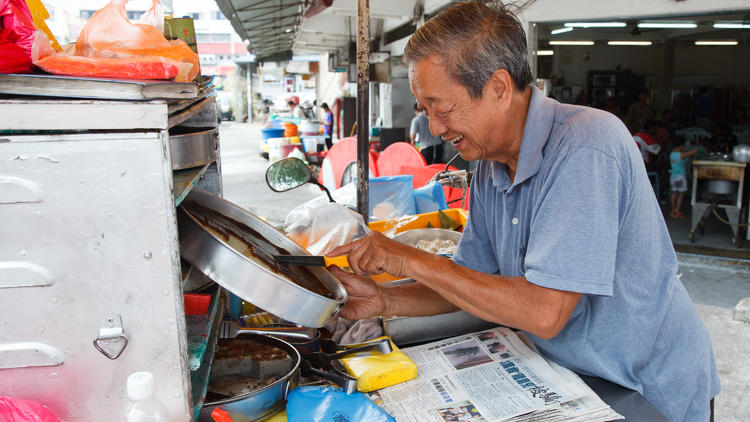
[{"x1": 453, "y1": 87, "x2": 719, "y2": 421}]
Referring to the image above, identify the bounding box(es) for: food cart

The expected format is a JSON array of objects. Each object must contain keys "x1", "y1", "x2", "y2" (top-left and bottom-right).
[{"x1": 0, "y1": 75, "x2": 223, "y2": 419}]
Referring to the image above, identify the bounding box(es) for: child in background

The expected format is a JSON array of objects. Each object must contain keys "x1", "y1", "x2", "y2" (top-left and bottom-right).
[{"x1": 669, "y1": 140, "x2": 698, "y2": 218}]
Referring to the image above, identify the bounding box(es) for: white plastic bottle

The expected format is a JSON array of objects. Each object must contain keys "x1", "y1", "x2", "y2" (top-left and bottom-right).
[{"x1": 123, "y1": 371, "x2": 170, "y2": 422}]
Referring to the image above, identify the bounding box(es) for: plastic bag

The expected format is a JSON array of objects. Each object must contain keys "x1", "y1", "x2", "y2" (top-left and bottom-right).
[
  {"x1": 32, "y1": 0, "x2": 198, "y2": 81},
  {"x1": 283, "y1": 183, "x2": 358, "y2": 230},
  {"x1": 285, "y1": 202, "x2": 369, "y2": 255},
  {"x1": 0, "y1": 396, "x2": 60, "y2": 422},
  {"x1": 413, "y1": 181, "x2": 448, "y2": 214},
  {"x1": 286, "y1": 386, "x2": 395, "y2": 422},
  {"x1": 0, "y1": 0, "x2": 35, "y2": 73},
  {"x1": 369, "y1": 175, "x2": 416, "y2": 221}
]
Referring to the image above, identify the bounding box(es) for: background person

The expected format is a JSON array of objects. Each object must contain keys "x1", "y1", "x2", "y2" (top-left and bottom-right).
[
  {"x1": 669, "y1": 140, "x2": 698, "y2": 219},
  {"x1": 321, "y1": 102, "x2": 334, "y2": 150},
  {"x1": 327, "y1": 3, "x2": 719, "y2": 421},
  {"x1": 625, "y1": 88, "x2": 653, "y2": 135},
  {"x1": 410, "y1": 102, "x2": 444, "y2": 164}
]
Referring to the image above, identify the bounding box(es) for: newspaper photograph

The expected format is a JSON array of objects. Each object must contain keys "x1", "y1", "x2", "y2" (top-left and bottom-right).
[{"x1": 372, "y1": 327, "x2": 623, "y2": 422}]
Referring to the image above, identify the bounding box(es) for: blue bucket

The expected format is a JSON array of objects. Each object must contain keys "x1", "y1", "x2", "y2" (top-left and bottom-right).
[{"x1": 262, "y1": 128, "x2": 285, "y2": 140}]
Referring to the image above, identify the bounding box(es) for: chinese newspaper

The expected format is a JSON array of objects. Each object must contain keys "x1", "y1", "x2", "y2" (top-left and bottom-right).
[{"x1": 370, "y1": 327, "x2": 623, "y2": 422}]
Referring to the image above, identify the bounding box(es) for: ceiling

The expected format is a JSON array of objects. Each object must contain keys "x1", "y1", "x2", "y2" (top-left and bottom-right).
[
  {"x1": 214, "y1": 0, "x2": 436, "y2": 61},
  {"x1": 537, "y1": 12, "x2": 750, "y2": 46}
]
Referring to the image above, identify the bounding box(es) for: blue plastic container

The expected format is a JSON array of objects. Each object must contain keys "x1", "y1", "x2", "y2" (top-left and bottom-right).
[{"x1": 262, "y1": 128, "x2": 285, "y2": 140}]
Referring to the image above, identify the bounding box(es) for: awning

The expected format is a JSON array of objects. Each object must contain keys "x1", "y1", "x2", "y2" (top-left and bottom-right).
[
  {"x1": 213, "y1": 0, "x2": 429, "y2": 62},
  {"x1": 214, "y1": 0, "x2": 305, "y2": 61},
  {"x1": 214, "y1": 0, "x2": 339, "y2": 62}
]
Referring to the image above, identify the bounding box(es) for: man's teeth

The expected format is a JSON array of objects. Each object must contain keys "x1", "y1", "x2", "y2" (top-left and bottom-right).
[{"x1": 444, "y1": 134, "x2": 463, "y2": 144}]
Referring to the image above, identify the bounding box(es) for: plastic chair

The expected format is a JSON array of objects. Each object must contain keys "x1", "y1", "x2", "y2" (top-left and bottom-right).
[
  {"x1": 676, "y1": 127, "x2": 711, "y2": 143},
  {"x1": 318, "y1": 137, "x2": 378, "y2": 191},
  {"x1": 376, "y1": 142, "x2": 426, "y2": 178}
]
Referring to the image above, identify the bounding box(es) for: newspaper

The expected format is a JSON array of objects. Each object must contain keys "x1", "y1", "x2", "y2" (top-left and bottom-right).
[{"x1": 369, "y1": 327, "x2": 623, "y2": 422}]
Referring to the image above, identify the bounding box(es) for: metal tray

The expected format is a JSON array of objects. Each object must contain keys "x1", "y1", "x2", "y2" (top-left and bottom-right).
[
  {"x1": 178, "y1": 189, "x2": 346, "y2": 327},
  {"x1": 169, "y1": 126, "x2": 217, "y2": 170}
]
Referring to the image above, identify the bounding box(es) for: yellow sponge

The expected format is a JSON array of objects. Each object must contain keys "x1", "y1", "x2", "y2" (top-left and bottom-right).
[{"x1": 339, "y1": 336, "x2": 418, "y2": 392}]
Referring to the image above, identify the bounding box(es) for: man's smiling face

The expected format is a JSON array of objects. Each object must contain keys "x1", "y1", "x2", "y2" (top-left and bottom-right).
[{"x1": 409, "y1": 55, "x2": 510, "y2": 163}]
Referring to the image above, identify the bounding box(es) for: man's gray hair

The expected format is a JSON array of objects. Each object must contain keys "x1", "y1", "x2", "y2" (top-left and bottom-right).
[{"x1": 404, "y1": 1, "x2": 532, "y2": 99}]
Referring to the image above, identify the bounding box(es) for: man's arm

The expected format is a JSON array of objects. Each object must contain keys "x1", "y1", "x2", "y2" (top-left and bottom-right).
[
  {"x1": 682, "y1": 148, "x2": 698, "y2": 159},
  {"x1": 328, "y1": 233, "x2": 581, "y2": 340}
]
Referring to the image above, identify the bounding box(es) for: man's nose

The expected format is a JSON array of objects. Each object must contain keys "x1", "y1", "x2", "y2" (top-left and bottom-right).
[{"x1": 428, "y1": 115, "x2": 447, "y2": 137}]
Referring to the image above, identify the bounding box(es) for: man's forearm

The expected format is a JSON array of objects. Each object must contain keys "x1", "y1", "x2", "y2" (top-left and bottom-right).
[
  {"x1": 407, "y1": 252, "x2": 581, "y2": 339},
  {"x1": 383, "y1": 282, "x2": 459, "y2": 316}
]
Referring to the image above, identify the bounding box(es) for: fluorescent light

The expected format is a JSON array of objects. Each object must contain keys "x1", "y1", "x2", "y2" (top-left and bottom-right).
[
  {"x1": 535, "y1": 50, "x2": 554, "y2": 56},
  {"x1": 549, "y1": 40, "x2": 595, "y2": 46},
  {"x1": 564, "y1": 22, "x2": 626, "y2": 28},
  {"x1": 638, "y1": 22, "x2": 697, "y2": 29},
  {"x1": 551, "y1": 27, "x2": 574, "y2": 35},
  {"x1": 714, "y1": 22, "x2": 750, "y2": 29},
  {"x1": 607, "y1": 41, "x2": 653, "y2": 46},
  {"x1": 694, "y1": 40, "x2": 738, "y2": 46}
]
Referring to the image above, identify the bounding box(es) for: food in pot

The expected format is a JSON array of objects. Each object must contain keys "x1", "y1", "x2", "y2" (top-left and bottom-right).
[
  {"x1": 214, "y1": 338, "x2": 289, "y2": 361},
  {"x1": 183, "y1": 201, "x2": 334, "y2": 298},
  {"x1": 414, "y1": 238, "x2": 458, "y2": 255},
  {"x1": 208, "y1": 375, "x2": 281, "y2": 397},
  {"x1": 207, "y1": 339, "x2": 293, "y2": 401}
]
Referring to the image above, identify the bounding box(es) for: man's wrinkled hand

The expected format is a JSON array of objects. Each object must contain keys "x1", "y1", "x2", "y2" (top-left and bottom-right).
[
  {"x1": 329, "y1": 266, "x2": 389, "y2": 320},
  {"x1": 327, "y1": 231, "x2": 419, "y2": 278}
]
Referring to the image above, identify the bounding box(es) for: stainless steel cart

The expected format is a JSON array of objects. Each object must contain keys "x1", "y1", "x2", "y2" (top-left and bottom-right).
[{"x1": 0, "y1": 92, "x2": 221, "y2": 420}]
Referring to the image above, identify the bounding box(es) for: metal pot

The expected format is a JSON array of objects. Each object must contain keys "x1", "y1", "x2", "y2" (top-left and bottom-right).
[
  {"x1": 197, "y1": 335, "x2": 301, "y2": 421},
  {"x1": 732, "y1": 144, "x2": 750, "y2": 163},
  {"x1": 706, "y1": 179, "x2": 736, "y2": 195},
  {"x1": 178, "y1": 189, "x2": 346, "y2": 328}
]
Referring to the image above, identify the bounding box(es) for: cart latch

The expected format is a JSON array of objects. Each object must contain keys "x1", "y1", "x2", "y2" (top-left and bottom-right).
[{"x1": 93, "y1": 314, "x2": 128, "y2": 359}]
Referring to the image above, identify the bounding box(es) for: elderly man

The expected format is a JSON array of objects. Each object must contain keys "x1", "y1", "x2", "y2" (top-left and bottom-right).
[{"x1": 327, "y1": 2, "x2": 719, "y2": 421}]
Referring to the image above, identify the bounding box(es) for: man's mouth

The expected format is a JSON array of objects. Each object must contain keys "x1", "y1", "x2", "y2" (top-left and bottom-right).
[{"x1": 443, "y1": 134, "x2": 464, "y2": 145}]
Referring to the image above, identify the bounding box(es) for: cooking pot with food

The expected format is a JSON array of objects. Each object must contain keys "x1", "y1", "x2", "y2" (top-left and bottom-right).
[
  {"x1": 178, "y1": 189, "x2": 346, "y2": 328},
  {"x1": 197, "y1": 335, "x2": 301, "y2": 421}
]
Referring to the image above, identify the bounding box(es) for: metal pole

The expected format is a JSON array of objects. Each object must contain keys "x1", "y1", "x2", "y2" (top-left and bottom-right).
[{"x1": 356, "y1": 0, "x2": 370, "y2": 224}]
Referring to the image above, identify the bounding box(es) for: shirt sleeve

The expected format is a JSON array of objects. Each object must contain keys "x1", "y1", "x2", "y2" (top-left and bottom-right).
[{"x1": 523, "y1": 146, "x2": 626, "y2": 296}]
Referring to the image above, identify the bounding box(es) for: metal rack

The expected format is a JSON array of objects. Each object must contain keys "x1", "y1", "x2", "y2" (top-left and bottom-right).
[{"x1": 0, "y1": 93, "x2": 221, "y2": 420}]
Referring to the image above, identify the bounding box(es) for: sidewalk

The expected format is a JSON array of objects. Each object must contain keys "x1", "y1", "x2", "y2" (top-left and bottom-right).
[{"x1": 218, "y1": 121, "x2": 750, "y2": 421}]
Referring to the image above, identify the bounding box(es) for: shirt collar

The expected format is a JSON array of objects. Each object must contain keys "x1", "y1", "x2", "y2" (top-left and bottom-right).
[{"x1": 490, "y1": 85, "x2": 556, "y2": 191}]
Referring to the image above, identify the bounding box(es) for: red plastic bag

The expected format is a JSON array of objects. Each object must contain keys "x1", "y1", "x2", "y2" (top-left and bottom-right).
[
  {"x1": 0, "y1": 396, "x2": 60, "y2": 422},
  {"x1": 32, "y1": 0, "x2": 198, "y2": 81},
  {"x1": 0, "y1": 0, "x2": 35, "y2": 73}
]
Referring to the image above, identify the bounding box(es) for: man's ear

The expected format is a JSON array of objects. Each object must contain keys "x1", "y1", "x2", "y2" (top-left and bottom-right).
[{"x1": 487, "y1": 69, "x2": 514, "y2": 107}]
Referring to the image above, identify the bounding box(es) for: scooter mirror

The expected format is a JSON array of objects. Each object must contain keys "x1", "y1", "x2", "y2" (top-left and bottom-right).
[{"x1": 265, "y1": 157, "x2": 312, "y2": 192}]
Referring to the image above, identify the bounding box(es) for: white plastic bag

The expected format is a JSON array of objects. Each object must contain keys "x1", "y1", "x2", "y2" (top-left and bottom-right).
[{"x1": 285, "y1": 201, "x2": 369, "y2": 255}]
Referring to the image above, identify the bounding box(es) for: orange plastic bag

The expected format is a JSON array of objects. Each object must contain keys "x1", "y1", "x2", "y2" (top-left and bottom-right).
[{"x1": 32, "y1": 0, "x2": 198, "y2": 81}]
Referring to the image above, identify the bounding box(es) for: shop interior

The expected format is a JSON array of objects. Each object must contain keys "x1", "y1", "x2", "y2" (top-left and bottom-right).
[{"x1": 534, "y1": 12, "x2": 750, "y2": 252}]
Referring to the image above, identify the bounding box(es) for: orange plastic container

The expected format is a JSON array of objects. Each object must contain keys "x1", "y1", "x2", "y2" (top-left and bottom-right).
[
  {"x1": 283, "y1": 122, "x2": 298, "y2": 137},
  {"x1": 368, "y1": 208, "x2": 468, "y2": 235}
]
